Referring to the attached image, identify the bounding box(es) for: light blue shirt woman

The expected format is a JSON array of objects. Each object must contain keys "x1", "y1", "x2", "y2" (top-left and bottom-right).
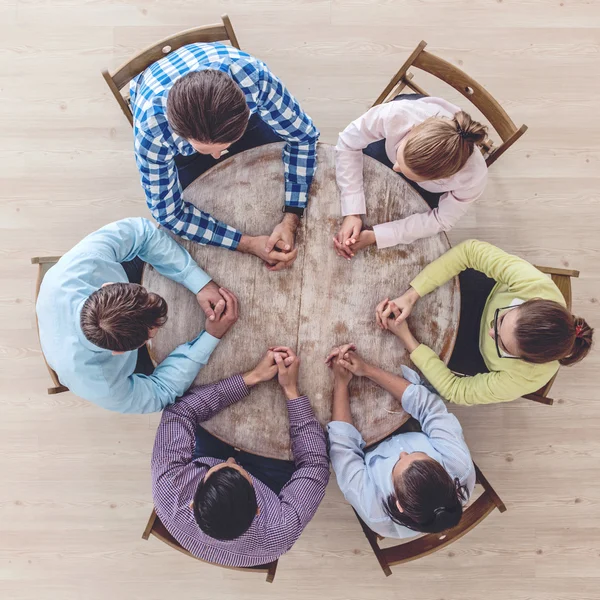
[
  {"x1": 327, "y1": 366, "x2": 475, "y2": 539},
  {"x1": 36, "y1": 218, "x2": 219, "y2": 414}
]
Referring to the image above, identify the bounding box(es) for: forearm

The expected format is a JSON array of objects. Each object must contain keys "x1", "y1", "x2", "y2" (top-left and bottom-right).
[
  {"x1": 331, "y1": 381, "x2": 353, "y2": 424},
  {"x1": 363, "y1": 363, "x2": 411, "y2": 402}
]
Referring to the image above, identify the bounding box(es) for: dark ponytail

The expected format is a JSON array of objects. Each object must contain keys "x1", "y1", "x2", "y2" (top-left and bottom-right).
[
  {"x1": 514, "y1": 299, "x2": 594, "y2": 366},
  {"x1": 383, "y1": 459, "x2": 467, "y2": 534}
]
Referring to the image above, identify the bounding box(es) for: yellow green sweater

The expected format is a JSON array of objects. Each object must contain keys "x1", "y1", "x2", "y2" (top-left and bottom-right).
[{"x1": 409, "y1": 239, "x2": 565, "y2": 405}]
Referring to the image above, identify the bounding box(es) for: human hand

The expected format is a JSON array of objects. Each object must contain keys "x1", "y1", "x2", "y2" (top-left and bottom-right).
[
  {"x1": 265, "y1": 213, "x2": 299, "y2": 255},
  {"x1": 337, "y1": 348, "x2": 370, "y2": 378},
  {"x1": 238, "y1": 234, "x2": 299, "y2": 272},
  {"x1": 271, "y1": 345, "x2": 301, "y2": 400},
  {"x1": 375, "y1": 288, "x2": 420, "y2": 329},
  {"x1": 204, "y1": 287, "x2": 239, "y2": 339},
  {"x1": 325, "y1": 344, "x2": 355, "y2": 385},
  {"x1": 377, "y1": 308, "x2": 420, "y2": 352},
  {"x1": 347, "y1": 229, "x2": 376, "y2": 254},
  {"x1": 242, "y1": 349, "x2": 284, "y2": 387},
  {"x1": 196, "y1": 281, "x2": 226, "y2": 322},
  {"x1": 333, "y1": 215, "x2": 362, "y2": 259}
]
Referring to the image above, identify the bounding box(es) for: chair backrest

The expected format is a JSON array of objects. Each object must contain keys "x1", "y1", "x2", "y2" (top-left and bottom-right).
[
  {"x1": 373, "y1": 40, "x2": 528, "y2": 168},
  {"x1": 354, "y1": 463, "x2": 506, "y2": 575},
  {"x1": 102, "y1": 14, "x2": 241, "y2": 126},
  {"x1": 142, "y1": 509, "x2": 278, "y2": 583},
  {"x1": 522, "y1": 265, "x2": 580, "y2": 406},
  {"x1": 31, "y1": 257, "x2": 69, "y2": 395}
]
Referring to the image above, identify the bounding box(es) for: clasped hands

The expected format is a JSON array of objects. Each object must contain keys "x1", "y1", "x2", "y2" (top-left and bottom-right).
[
  {"x1": 243, "y1": 346, "x2": 302, "y2": 400},
  {"x1": 238, "y1": 213, "x2": 300, "y2": 271},
  {"x1": 333, "y1": 215, "x2": 375, "y2": 260}
]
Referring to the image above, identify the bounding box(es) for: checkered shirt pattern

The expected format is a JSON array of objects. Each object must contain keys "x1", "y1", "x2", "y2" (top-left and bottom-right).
[{"x1": 131, "y1": 43, "x2": 319, "y2": 249}]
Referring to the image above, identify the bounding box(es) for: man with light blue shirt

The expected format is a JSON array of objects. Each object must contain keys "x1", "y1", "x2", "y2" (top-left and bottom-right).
[
  {"x1": 36, "y1": 218, "x2": 239, "y2": 414},
  {"x1": 325, "y1": 339, "x2": 475, "y2": 539}
]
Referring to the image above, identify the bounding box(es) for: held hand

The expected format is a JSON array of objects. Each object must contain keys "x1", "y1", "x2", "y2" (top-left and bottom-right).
[
  {"x1": 240, "y1": 235, "x2": 299, "y2": 271},
  {"x1": 381, "y1": 315, "x2": 420, "y2": 353},
  {"x1": 325, "y1": 344, "x2": 355, "y2": 386},
  {"x1": 347, "y1": 229, "x2": 376, "y2": 254},
  {"x1": 265, "y1": 213, "x2": 299, "y2": 254},
  {"x1": 337, "y1": 349, "x2": 369, "y2": 378},
  {"x1": 334, "y1": 215, "x2": 362, "y2": 259},
  {"x1": 243, "y1": 350, "x2": 279, "y2": 387},
  {"x1": 196, "y1": 281, "x2": 226, "y2": 322},
  {"x1": 272, "y1": 345, "x2": 301, "y2": 399},
  {"x1": 205, "y1": 287, "x2": 239, "y2": 339},
  {"x1": 375, "y1": 288, "x2": 420, "y2": 330}
]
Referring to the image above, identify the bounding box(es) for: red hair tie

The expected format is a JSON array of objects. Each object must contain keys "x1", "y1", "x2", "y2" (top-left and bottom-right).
[{"x1": 575, "y1": 324, "x2": 584, "y2": 338}]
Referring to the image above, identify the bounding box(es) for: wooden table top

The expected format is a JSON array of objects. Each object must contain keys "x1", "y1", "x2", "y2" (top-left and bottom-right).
[{"x1": 144, "y1": 142, "x2": 459, "y2": 460}]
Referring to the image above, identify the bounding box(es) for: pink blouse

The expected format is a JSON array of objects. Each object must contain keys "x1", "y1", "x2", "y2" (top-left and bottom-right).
[{"x1": 335, "y1": 97, "x2": 488, "y2": 248}]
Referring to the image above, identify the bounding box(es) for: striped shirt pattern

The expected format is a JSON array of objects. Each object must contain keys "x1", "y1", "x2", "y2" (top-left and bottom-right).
[
  {"x1": 151, "y1": 374, "x2": 330, "y2": 567},
  {"x1": 130, "y1": 43, "x2": 320, "y2": 249}
]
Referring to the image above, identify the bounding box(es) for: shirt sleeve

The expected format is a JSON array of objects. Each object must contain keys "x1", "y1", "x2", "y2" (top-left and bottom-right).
[
  {"x1": 335, "y1": 104, "x2": 393, "y2": 216},
  {"x1": 400, "y1": 381, "x2": 474, "y2": 492},
  {"x1": 151, "y1": 374, "x2": 249, "y2": 486},
  {"x1": 134, "y1": 111, "x2": 242, "y2": 249},
  {"x1": 410, "y1": 239, "x2": 556, "y2": 299},
  {"x1": 373, "y1": 190, "x2": 476, "y2": 248},
  {"x1": 77, "y1": 218, "x2": 211, "y2": 294},
  {"x1": 256, "y1": 64, "x2": 319, "y2": 209},
  {"x1": 274, "y1": 397, "x2": 329, "y2": 548},
  {"x1": 409, "y1": 343, "x2": 555, "y2": 406},
  {"x1": 326, "y1": 420, "x2": 382, "y2": 522},
  {"x1": 92, "y1": 331, "x2": 221, "y2": 414}
]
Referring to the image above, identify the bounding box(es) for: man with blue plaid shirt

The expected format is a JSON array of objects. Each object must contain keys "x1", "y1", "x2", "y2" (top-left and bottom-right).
[{"x1": 131, "y1": 43, "x2": 319, "y2": 271}]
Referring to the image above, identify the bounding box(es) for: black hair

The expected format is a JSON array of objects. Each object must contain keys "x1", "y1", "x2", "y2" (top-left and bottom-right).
[
  {"x1": 383, "y1": 458, "x2": 467, "y2": 534},
  {"x1": 192, "y1": 464, "x2": 258, "y2": 541}
]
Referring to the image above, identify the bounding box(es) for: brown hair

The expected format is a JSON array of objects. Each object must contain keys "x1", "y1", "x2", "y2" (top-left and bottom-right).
[
  {"x1": 403, "y1": 111, "x2": 488, "y2": 180},
  {"x1": 384, "y1": 458, "x2": 467, "y2": 534},
  {"x1": 80, "y1": 283, "x2": 168, "y2": 352},
  {"x1": 515, "y1": 298, "x2": 593, "y2": 366},
  {"x1": 166, "y1": 70, "x2": 250, "y2": 144}
]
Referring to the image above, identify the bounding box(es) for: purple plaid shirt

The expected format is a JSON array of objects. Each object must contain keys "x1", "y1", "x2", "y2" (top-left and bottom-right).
[{"x1": 151, "y1": 374, "x2": 329, "y2": 567}]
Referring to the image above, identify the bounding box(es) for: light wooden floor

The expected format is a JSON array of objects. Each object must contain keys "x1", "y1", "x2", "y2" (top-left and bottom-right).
[{"x1": 2, "y1": 1, "x2": 599, "y2": 598}]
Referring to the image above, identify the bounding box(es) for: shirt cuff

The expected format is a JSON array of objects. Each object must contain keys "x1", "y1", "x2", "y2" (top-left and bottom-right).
[
  {"x1": 220, "y1": 373, "x2": 251, "y2": 406},
  {"x1": 183, "y1": 267, "x2": 212, "y2": 295},
  {"x1": 341, "y1": 193, "x2": 367, "y2": 216},
  {"x1": 286, "y1": 395, "x2": 314, "y2": 423},
  {"x1": 188, "y1": 331, "x2": 220, "y2": 364},
  {"x1": 409, "y1": 272, "x2": 433, "y2": 298},
  {"x1": 327, "y1": 420, "x2": 364, "y2": 443},
  {"x1": 373, "y1": 222, "x2": 401, "y2": 249},
  {"x1": 285, "y1": 186, "x2": 309, "y2": 209},
  {"x1": 410, "y1": 343, "x2": 436, "y2": 370}
]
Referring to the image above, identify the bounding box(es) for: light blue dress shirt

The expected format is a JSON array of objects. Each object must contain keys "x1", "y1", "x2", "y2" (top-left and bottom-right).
[
  {"x1": 36, "y1": 218, "x2": 220, "y2": 414},
  {"x1": 327, "y1": 366, "x2": 475, "y2": 539}
]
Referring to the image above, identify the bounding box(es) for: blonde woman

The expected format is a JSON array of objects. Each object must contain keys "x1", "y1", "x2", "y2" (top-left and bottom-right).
[{"x1": 333, "y1": 95, "x2": 488, "y2": 258}]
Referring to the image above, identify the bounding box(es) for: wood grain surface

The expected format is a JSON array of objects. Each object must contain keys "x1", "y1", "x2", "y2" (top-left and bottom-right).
[{"x1": 144, "y1": 143, "x2": 458, "y2": 459}]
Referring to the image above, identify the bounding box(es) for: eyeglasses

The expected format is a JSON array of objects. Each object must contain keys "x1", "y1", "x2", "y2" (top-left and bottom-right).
[{"x1": 492, "y1": 305, "x2": 520, "y2": 359}]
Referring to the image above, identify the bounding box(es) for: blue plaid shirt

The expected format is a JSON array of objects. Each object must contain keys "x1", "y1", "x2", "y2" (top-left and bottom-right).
[{"x1": 130, "y1": 43, "x2": 319, "y2": 249}]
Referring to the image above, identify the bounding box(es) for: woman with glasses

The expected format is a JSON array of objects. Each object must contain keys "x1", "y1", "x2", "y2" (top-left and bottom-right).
[{"x1": 375, "y1": 239, "x2": 593, "y2": 405}]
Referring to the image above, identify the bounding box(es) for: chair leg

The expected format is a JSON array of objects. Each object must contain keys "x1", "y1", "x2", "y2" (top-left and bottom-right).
[
  {"x1": 142, "y1": 508, "x2": 158, "y2": 540},
  {"x1": 353, "y1": 509, "x2": 392, "y2": 576},
  {"x1": 265, "y1": 559, "x2": 278, "y2": 583},
  {"x1": 47, "y1": 385, "x2": 69, "y2": 395},
  {"x1": 522, "y1": 392, "x2": 554, "y2": 406},
  {"x1": 474, "y1": 464, "x2": 507, "y2": 513}
]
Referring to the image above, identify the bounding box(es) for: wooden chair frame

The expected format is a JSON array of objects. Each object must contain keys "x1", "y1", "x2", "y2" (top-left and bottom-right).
[
  {"x1": 31, "y1": 256, "x2": 69, "y2": 395},
  {"x1": 521, "y1": 265, "x2": 580, "y2": 406},
  {"x1": 355, "y1": 463, "x2": 506, "y2": 576},
  {"x1": 102, "y1": 14, "x2": 241, "y2": 126},
  {"x1": 142, "y1": 509, "x2": 278, "y2": 583},
  {"x1": 373, "y1": 40, "x2": 528, "y2": 167}
]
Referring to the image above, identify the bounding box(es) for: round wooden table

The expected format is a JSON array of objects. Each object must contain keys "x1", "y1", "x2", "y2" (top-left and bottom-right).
[{"x1": 144, "y1": 143, "x2": 459, "y2": 460}]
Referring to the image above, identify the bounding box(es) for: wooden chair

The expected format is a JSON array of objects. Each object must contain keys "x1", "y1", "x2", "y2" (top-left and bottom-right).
[
  {"x1": 102, "y1": 14, "x2": 241, "y2": 126},
  {"x1": 373, "y1": 40, "x2": 528, "y2": 168},
  {"x1": 354, "y1": 463, "x2": 506, "y2": 576},
  {"x1": 31, "y1": 256, "x2": 69, "y2": 395},
  {"x1": 142, "y1": 509, "x2": 278, "y2": 583},
  {"x1": 522, "y1": 265, "x2": 580, "y2": 406}
]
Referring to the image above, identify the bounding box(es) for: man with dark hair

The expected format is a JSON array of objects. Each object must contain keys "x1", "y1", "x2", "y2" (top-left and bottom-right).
[
  {"x1": 152, "y1": 346, "x2": 329, "y2": 565},
  {"x1": 36, "y1": 218, "x2": 239, "y2": 413},
  {"x1": 131, "y1": 42, "x2": 319, "y2": 272}
]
